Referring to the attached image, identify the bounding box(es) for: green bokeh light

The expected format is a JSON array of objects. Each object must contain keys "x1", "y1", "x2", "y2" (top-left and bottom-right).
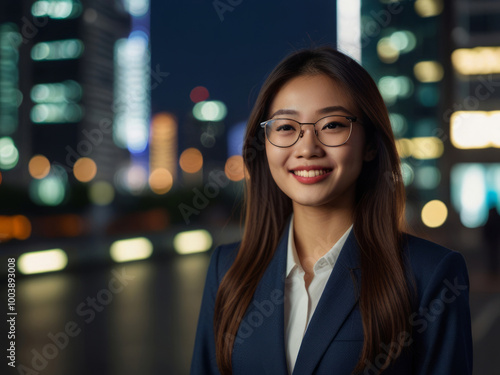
[
  {"x1": 29, "y1": 169, "x2": 67, "y2": 206},
  {"x1": 32, "y1": 0, "x2": 82, "y2": 20},
  {"x1": 193, "y1": 100, "x2": 227, "y2": 122},
  {"x1": 415, "y1": 166, "x2": 441, "y2": 190},
  {"x1": 31, "y1": 39, "x2": 84, "y2": 61},
  {"x1": 0, "y1": 137, "x2": 19, "y2": 170}
]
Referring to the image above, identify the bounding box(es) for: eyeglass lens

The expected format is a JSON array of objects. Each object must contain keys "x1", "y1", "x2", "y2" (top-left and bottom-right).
[{"x1": 265, "y1": 116, "x2": 352, "y2": 147}]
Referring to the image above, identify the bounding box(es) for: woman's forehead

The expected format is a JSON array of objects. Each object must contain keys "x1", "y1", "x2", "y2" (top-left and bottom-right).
[{"x1": 268, "y1": 74, "x2": 358, "y2": 118}]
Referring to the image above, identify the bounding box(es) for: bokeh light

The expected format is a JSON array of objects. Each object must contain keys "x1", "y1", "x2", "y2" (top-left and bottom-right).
[
  {"x1": 414, "y1": 0, "x2": 443, "y2": 18},
  {"x1": 31, "y1": 103, "x2": 83, "y2": 123},
  {"x1": 0, "y1": 137, "x2": 19, "y2": 170},
  {"x1": 110, "y1": 237, "x2": 153, "y2": 263},
  {"x1": 193, "y1": 100, "x2": 227, "y2": 121},
  {"x1": 190, "y1": 86, "x2": 209, "y2": 103},
  {"x1": 115, "y1": 164, "x2": 148, "y2": 195},
  {"x1": 13, "y1": 215, "x2": 32, "y2": 240},
  {"x1": 389, "y1": 31, "x2": 417, "y2": 53},
  {"x1": 30, "y1": 175, "x2": 66, "y2": 206},
  {"x1": 31, "y1": 80, "x2": 82, "y2": 103},
  {"x1": 414, "y1": 166, "x2": 441, "y2": 190},
  {"x1": 0, "y1": 215, "x2": 32, "y2": 241},
  {"x1": 113, "y1": 36, "x2": 150, "y2": 153},
  {"x1": 31, "y1": 39, "x2": 84, "y2": 61},
  {"x1": 18, "y1": 249, "x2": 68, "y2": 275},
  {"x1": 395, "y1": 138, "x2": 413, "y2": 158},
  {"x1": 179, "y1": 148, "x2": 203, "y2": 173},
  {"x1": 173, "y1": 229, "x2": 212, "y2": 254},
  {"x1": 378, "y1": 76, "x2": 414, "y2": 105},
  {"x1": 123, "y1": 0, "x2": 149, "y2": 17},
  {"x1": 150, "y1": 112, "x2": 177, "y2": 180},
  {"x1": 451, "y1": 164, "x2": 489, "y2": 228},
  {"x1": 377, "y1": 37, "x2": 399, "y2": 63},
  {"x1": 149, "y1": 168, "x2": 173, "y2": 194},
  {"x1": 411, "y1": 137, "x2": 444, "y2": 159},
  {"x1": 421, "y1": 200, "x2": 448, "y2": 228},
  {"x1": 89, "y1": 181, "x2": 115, "y2": 206},
  {"x1": 74, "y1": 157, "x2": 97, "y2": 182},
  {"x1": 224, "y1": 155, "x2": 245, "y2": 181},
  {"x1": 414, "y1": 61, "x2": 444, "y2": 82},
  {"x1": 32, "y1": 0, "x2": 83, "y2": 19},
  {"x1": 451, "y1": 111, "x2": 500, "y2": 149},
  {"x1": 452, "y1": 47, "x2": 500, "y2": 75},
  {"x1": 29, "y1": 155, "x2": 51, "y2": 179}
]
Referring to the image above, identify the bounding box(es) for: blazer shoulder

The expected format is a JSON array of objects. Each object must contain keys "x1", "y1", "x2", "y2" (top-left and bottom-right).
[{"x1": 402, "y1": 233, "x2": 469, "y2": 291}]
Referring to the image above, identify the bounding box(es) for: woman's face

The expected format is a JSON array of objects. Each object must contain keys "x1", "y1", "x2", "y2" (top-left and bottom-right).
[{"x1": 265, "y1": 74, "x2": 369, "y2": 210}]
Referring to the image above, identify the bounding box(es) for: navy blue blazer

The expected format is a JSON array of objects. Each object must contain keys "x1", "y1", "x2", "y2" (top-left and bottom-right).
[{"x1": 191, "y1": 225, "x2": 473, "y2": 375}]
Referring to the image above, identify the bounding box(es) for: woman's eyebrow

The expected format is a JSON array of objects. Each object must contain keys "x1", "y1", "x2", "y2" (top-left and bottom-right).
[
  {"x1": 270, "y1": 106, "x2": 354, "y2": 118},
  {"x1": 269, "y1": 109, "x2": 298, "y2": 118},
  {"x1": 316, "y1": 105, "x2": 354, "y2": 116}
]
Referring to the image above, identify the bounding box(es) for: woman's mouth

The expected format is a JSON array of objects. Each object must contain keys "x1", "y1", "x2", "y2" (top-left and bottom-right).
[
  {"x1": 291, "y1": 169, "x2": 332, "y2": 177},
  {"x1": 290, "y1": 168, "x2": 333, "y2": 184}
]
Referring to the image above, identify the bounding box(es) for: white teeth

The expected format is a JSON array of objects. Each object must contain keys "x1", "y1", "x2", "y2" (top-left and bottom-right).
[{"x1": 292, "y1": 169, "x2": 330, "y2": 177}]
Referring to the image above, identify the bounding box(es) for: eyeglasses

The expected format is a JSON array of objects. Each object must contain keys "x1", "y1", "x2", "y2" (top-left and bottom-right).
[{"x1": 260, "y1": 115, "x2": 357, "y2": 148}]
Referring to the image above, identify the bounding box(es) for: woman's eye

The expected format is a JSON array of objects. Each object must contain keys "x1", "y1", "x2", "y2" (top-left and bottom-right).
[
  {"x1": 275, "y1": 124, "x2": 296, "y2": 132},
  {"x1": 322, "y1": 122, "x2": 343, "y2": 130}
]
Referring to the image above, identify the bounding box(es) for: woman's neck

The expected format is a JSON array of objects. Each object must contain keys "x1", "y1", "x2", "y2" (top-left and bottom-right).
[{"x1": 292, "y1": 202, "x2": 353, "y2": 273}]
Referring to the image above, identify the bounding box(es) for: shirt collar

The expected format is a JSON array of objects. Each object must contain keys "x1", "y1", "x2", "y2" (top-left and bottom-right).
[{"x1": 286, "y1": 213, "x2": 353, "y2": 278}]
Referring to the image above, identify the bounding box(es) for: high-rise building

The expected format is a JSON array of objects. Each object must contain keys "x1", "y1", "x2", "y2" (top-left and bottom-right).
[
  {"x1": 0, "y1": 1, "x2": 154, "y2": 207},
  {"x1": 357, "y1": 0, "x2": 448, "y2": 229},
  {"x1": 446, "y1": 0, "x2": 500, "y2": 231}
]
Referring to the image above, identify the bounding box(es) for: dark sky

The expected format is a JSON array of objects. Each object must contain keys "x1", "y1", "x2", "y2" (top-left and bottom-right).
[{"x1": 150, "y1": 0, "x2": 337, "y2": 133}]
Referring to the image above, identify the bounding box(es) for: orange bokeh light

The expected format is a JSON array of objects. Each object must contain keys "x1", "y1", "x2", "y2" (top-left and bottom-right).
[
  {"x1": 149, "y1": 168, "x2": 173, "y2": 194},
  {"x1": 179, "y1": 148, "x2": 203, "y2": 173},
  {"x1": 74, "y1": 157, "x2": 97, "y2": 182},
  {"x1": 29, "y1": 155, "x2": 51, "y2": 179},
  {"x1": 12, "y1": 215, "x2": 32, "y2": 240},
  {"x1": 224, "y1": 155, "x2": 245, "y2": 181},
  {"x1": 0, "y1": 215, "x2": 32, "y2": 241}
]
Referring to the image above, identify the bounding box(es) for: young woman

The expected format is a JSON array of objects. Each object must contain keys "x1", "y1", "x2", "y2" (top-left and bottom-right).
[{"x1": 191, "y1": 47, "x2": 472, "y2": 375}]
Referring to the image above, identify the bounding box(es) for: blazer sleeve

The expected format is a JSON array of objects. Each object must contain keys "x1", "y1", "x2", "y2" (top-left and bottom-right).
[
  {"x1": 190, "y1": 245, "x2": 223, "y2": 375},
  {"x1": 411, "y1": 251, "x2": 473, "y2": 375}
]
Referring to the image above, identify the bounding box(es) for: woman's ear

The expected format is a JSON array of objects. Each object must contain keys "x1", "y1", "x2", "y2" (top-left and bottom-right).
[{"x1": 363, "y1": 142, "x2": 377, "y2": 161}]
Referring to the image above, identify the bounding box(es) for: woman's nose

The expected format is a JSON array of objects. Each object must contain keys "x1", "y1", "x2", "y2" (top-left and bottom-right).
[{"x1": 295, "y1": 125, "x2": 325, "y2": 158}]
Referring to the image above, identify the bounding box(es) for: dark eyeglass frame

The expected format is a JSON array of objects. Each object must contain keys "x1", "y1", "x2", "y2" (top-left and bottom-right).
[{"x1": 259, "y1": 115, "x2": 357, "y2": 148}]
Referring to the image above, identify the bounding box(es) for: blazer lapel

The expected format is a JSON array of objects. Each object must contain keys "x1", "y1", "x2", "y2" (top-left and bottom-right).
[
  {"x1": 232, "y1": 224, "x2": 290, "y2": 375},
  {"x1": 292, "y1": 230, "x2": 361, "y2": 374}
]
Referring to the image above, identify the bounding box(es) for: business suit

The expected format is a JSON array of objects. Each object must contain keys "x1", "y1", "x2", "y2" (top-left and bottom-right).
[{"x1": 191, "y1": 224, "x2": 473, "y2": 374}]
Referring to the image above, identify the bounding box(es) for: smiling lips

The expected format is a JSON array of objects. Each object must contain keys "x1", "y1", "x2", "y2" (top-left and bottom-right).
[{"x1": 290, "y1": 167, "x2": 333, "y2": 184}]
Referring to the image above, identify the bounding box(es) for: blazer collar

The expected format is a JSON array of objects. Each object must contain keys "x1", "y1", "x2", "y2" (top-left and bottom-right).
[
  {"x1": 238, "y1": 223, "x2": 361, "y2": 375},
  {"x1": 293, "y1": 229, "x2": 361, "y2": 374}
]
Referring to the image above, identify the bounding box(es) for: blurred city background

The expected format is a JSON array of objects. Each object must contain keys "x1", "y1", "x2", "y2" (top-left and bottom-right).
[{"x1": 0, "y1": 0, "x2": 499, "y2": 374}]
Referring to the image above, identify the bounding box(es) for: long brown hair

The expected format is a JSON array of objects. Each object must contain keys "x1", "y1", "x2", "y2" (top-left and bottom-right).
[{"x1": 214, "y1": 46, "x2": 412, "y2": 374}]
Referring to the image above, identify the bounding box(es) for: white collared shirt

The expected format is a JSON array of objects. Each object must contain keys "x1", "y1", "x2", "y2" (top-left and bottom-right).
[{"x1": 284, "y1": 216, "x2": 353, "y2": 374}]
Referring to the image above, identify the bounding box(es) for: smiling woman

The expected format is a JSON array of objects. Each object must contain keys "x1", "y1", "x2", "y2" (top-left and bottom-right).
[{"x1": 191, "y1": 47, "x2": 472, "y2": 375}]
